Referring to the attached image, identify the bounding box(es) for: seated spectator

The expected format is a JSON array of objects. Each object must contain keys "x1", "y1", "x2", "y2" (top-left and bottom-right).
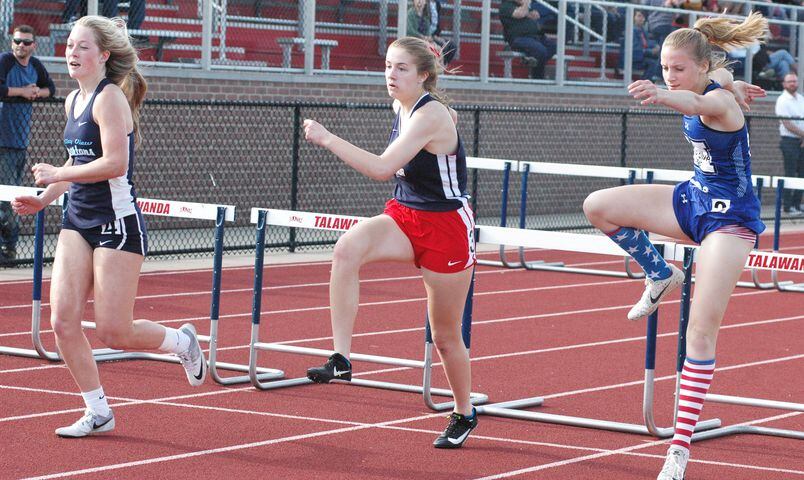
[
  {"x1": 641, "y1": 0, "x2": 677, "y2": 45},
  {"x1": 62, "y1": 0, "x2": 145, "y2": 31},
  {"x1": 618, "y1": 10, "x2": 661, "y2": 82},
  {"x1": 407, "y1": 0, "x2": 456, "y2": 65},
  {"x1": 730, "y1": 43, "x2": 795, "y2": 82},
  {"x1": 498, "y1": 0, "x2": 557, "y2": 79}
]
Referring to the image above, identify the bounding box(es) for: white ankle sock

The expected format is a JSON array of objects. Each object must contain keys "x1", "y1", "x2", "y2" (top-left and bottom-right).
[
  {"x1": 158, "y1": 327, "x2": 191, "y2": 354},
  {"x1": 82, "y1": 386, "x2": 110, "y2": 417}
]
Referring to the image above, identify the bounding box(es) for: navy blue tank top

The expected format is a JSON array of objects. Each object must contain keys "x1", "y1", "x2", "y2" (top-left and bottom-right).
[
  {"x1": 390, "y1": 93, "x2": 469, "y2": 212},
  {"x1": 681, "y1": 81, "x2": 761, "y2": 216},
  {"x1": 63, "y1": 78, "x2": 139, "y2": 229}
]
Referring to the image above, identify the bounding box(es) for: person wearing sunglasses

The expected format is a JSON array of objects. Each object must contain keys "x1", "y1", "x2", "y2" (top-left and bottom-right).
[{"x1": 0, "y1": 25, "x2": 56, "y2": 265}]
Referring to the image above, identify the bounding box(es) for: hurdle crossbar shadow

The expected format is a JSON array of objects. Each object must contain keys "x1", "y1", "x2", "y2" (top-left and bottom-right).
[
  {"x1": 767, "y1": 176, "x2": 804, "y2": 293},
  {"x1": 243, "y1": 208, "x2": 489, "y2": 411},
  {"x1": 0, "y1": 187, "x2": 283, "y2": 385},
  {"x1": 472, "y1": 225, "x2": 723, "y2": 437},
  {"x1": 644, "y1": 168, "x2": 777, "y2": 291},
  {"x1": 670, "y1": 246, "x2": 804, "y2": 443}
]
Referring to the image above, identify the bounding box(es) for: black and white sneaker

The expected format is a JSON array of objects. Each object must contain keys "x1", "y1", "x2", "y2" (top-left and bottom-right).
[
  {"x1": 177, "y1": 323, "x2": 207, "y2": 386},
  {"x1": 433, "y1": 408, "x2": 478, "y2": 449},
  {"x1": 306, "y1": 353, "x2": 351, "y2": 383},
  {"x1": 55, "y1": 409, "x2": 115, "y2": 438}
]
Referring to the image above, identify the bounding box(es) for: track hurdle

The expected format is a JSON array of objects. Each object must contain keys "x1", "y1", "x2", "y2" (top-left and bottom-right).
[
  {"x1": 668, "y1": 246, "x2": 804, "y2": 443},
  {"x1": 768, "y1": 176, "x2": 804, "y2": 293},
  {"x1": 0, "y1": 190, "x2": 283, "y2": 385},
  {"x1": 244, "y1": 208, "x2": 489, "y2": 411},
  {"x1": 515, "y1": 160, "x2": 644, "y2": 278},
  {"x1": 0, "y1": 185, "x2": 60, "y2": 359},
  {"x1": 472, "y1": 225, "x2": 723, "y2": 437}
]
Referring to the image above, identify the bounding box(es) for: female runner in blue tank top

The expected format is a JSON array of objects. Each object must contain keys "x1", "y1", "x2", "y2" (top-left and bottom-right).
[
  {"x1": 12, "y1": 16, "x2": 207, "y2": 438},
  {"x1": 584, "y1": 12, "x2": 769, "y2": 480},
  {"x1": 303, "y1": 37, "x2": 478, "y2": 448}
]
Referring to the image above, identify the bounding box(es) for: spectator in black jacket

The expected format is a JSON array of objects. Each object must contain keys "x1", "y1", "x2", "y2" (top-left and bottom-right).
[
  {"x1": 499, "y1": 0, "x2": 557, "y2": 79},
  {"x1": 0, "y1": 25, "x2": 56, "y2": 264}
]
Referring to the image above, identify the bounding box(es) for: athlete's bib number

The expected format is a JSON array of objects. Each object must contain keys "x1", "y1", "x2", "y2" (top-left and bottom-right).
[{"x1": 711, "y1": 199, "x2": 731, "y2": 213}]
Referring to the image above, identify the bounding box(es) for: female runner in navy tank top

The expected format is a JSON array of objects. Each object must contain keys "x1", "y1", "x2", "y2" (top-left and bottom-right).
[
  {"x1": 583, "y1": 12, "x2": 769, "y2": 480},
  {"x1": 302, "y1": 37, "x2": 478, "y2": 448},
  {"x1": 12, "y1": 16, "x2": 207, "y2": 438}
]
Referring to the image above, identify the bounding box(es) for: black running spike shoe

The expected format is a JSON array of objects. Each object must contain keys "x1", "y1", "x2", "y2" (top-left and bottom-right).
[
  {"x1": 306, "y1": 352, "x2": 352, "y2": 383},
  {"x1": 433, "y1": 408, "x2": 478, "y2": 449}
]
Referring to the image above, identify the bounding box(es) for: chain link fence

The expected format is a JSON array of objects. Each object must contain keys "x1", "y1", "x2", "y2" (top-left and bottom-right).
[{"x1": 0, "y1": 98, "x2": 799, "y2": 267}]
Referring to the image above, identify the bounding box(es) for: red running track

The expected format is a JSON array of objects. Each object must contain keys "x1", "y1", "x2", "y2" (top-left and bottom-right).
[{"x1": 0, "y1": 243, "x2": 802, "y2": 480}]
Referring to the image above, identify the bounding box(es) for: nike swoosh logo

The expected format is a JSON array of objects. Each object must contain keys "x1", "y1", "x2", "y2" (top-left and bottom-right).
[
  {"x1": 333, "y1": 367, "x2": 350, "y2": 377},
  {"x1": 92, "y1": 416, "x2": 112, "y2": 429},
  {"x1": 193, "y1": 361, "x2": 204, "y2": 381},
  {"x1": 649, "y1": 283, "x2": 671, "y2": 304},
  {"x1": 447, "y1": 429, "x2": 471, "y2": 445},
  {"x1": 98, "y1": 240, "x2": 113, "y2": 246},
  {"x1": 78, "y1": 121, "x2": 88, "y2": 126},
  {"x1": 448, "y1": 260, "x2": 461, "y2": 266}
]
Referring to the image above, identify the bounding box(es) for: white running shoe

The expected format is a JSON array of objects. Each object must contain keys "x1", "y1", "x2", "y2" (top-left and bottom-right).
[
  {"x1": 177, "y1": 323, "x2": 207, "y2": 386},
  {"x1": 627, "y1": 264, "x2": 685, "y2": 320},
  {"x1": 657, "y1": 447, "x2": 689, "y2": 480},
  {"x1": 55, "y1": 409, "x2": 115, "y2": 438}
]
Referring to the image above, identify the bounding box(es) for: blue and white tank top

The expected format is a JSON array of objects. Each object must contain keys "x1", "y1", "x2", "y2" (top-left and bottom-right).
[
  {"x1": 63, "y1": 78, "x2": 138, "y2": 229},
  {"x1": 390, "y1": 93, "x2": 469, "y2": 212},
  {"x1": 681, "y1": 80, "x2": 760, "y2": 216}
]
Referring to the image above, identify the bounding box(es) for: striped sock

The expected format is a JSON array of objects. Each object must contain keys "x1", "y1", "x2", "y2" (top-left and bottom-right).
[
  {"x1": 671, "y1": 357, "x2": 716, "y2": 453},
  {"x1": 606, "y1": 227, "x2": 672, "y2": 280}
]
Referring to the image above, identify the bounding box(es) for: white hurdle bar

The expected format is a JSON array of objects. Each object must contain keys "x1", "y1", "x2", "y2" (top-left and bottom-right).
[
  {"x1": 473, "y1": 225, "x2": 723, "y2": 437},
  {"x1": 244, "y1": 208, "x2": 489, "y2": 411},
  {"x1": 673, "y1": 246, "x2": 804, "y2": 443},
  {"x1": 0, "y1": 189, "x2": 283, "y2": 385}
]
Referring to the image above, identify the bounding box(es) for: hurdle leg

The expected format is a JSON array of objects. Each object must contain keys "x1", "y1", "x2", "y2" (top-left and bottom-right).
[
  {"x1": 476, "y1": 162, "x2": 521, "y2": 269},
  {"x1": 204, "y1": 208, "x2": 284, "y2": 385},
  {"x1": 516, "y1": 164, "x2": 565, "y2": 270},
  {"x1": 422, "y1": 270, "x2": 489, "y2": 411}
]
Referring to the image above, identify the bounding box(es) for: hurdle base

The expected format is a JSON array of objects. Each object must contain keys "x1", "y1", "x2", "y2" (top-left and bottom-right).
[
  {"x1": 247, "y1": 325, "x2": 488, "y2": 411},
  {"x1": 692, "y1": 425, "x2": 804, "y2": 442},
  {"x1": 477, "y1": 405, "x2": 721, "y2": 437}
]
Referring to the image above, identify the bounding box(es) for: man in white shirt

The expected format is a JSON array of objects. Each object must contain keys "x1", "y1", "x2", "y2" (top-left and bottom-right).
[{"x1": 775, "y1": 73, "x2": 804, "y2": 215}]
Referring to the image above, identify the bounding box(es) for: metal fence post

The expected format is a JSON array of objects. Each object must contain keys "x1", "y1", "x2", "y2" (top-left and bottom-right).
[
  {"x1": 472, "y1": 108, "x2": 481, "y2": 217},
  {"x1": 620, "y1": 111, "x2": 628, "y2": 170},
  {"x1": 201, "y1": 0, "x2": 213, "y2": 70},
  {"x1": 304, "y1": 0, "x2": 316, "y2": 74},
  {"x1": 290, "y1": 105, "x2": 301, "y2": 252},
  {"x1": 480, "y1": 0, "x2": 491, "y2": 82},
  {"x1": 398, "y1": 0, "x2": 408, "y2": 38}
]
